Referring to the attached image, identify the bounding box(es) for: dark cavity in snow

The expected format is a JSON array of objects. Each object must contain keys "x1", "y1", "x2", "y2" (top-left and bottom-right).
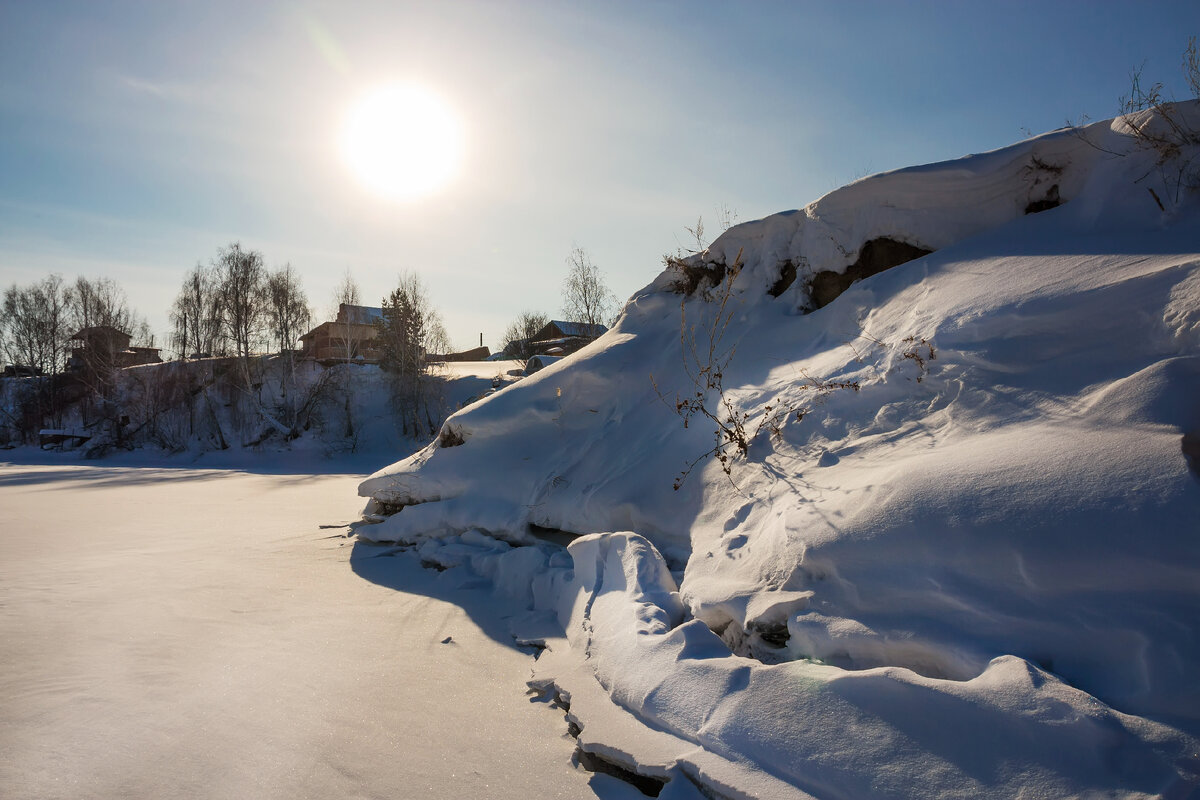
[
  {"x1": 718, "y1": 619, "x2": 792, "y2": 665},
  {"x1": 1025, "y1": 183, "x2": 1062, "y2": 214},
  {"x1": 1024, "y1": 155, "x2": 1065, "y2": 215},
  {"x1": 573, "y1": 747, "x2": 668, "y2": 797},
  {"x1": 767, "y1": 260, "x2": 797, "y2": 297},
  {"x1": 518, "y1": 639, "x2": 547, "y2": 656},
  {"x1": 527, "y1": 523, "x2": 578, "y2": 547},
  {"x1": 531, "y1": 680, "x2": 670, "y2": 796},
  {"x1": 809, "y1": 237, "x2": 933, "y2": 309}
]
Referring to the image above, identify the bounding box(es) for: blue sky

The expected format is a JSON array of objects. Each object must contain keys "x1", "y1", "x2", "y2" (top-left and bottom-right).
[{"x1": 1, "y1": 1, "x2": 1198, "y2": 351}]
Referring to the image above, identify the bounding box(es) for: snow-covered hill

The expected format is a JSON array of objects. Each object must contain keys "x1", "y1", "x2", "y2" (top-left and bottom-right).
[{"x1": 357, "y1": 104, "x2": 1200, "y2": 798}]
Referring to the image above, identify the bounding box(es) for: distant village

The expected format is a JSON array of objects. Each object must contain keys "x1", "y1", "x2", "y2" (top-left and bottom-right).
[
  {"x1": 297, "y1": 304, "x2": 606, "y2": 371},
  {"x1": 3, "y1": 244, "x2": 616, "y2": 379},
  {"x1": 3, "y1": 305, "x2": 606, "y2": 379},
  {"x1": 0, "y1": 245, "x2": 618, "y2": 451}
]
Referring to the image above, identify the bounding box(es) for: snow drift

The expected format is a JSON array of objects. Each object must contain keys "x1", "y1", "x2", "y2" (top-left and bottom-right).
[{"x1": 358, "y1": 104, "x2": 1200, "y2": 797}]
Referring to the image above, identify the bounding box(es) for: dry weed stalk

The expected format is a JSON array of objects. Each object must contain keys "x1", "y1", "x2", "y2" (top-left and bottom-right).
[{"x1": 654, "y1": 249, "x2": 861, "y2": 490}]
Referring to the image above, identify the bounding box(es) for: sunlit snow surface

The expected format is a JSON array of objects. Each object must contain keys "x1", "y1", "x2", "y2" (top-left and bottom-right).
[
  {"x1": 359, "y1": 105, "x2": 1200, "y2": 797},
  {"x1": 0, "y1": 457, "x2": 641, "y2": 800}
]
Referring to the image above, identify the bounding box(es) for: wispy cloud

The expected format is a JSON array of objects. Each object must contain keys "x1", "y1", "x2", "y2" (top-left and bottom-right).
[{"x1": 115, "y1": 74, "x2": 196, "y2": 102}]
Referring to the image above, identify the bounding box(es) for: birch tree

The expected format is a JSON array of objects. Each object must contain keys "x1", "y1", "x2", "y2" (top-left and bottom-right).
[{"x1": 561, "y1": 247, "x2": 616, "y2": 330}]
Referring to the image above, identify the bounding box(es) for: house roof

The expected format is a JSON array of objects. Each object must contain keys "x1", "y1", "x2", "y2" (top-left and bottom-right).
[
  {"x1": 70, "y1": 325, "x2": 131, "y2": 341},
  {"x1": 337, "y1": 304, "x2": 384, "y2": 325},
  {"x1": 301, "y1": 305, "x2": 385, "y2": 342},
  {"x1": 539, "y1": 320, "x2": 608, "y2": 340},
  {"x1": 299, "y1": 319, "x2": 381, "y2": 341}
]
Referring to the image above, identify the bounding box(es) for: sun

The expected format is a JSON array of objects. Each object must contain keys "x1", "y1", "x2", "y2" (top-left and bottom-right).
[{"x1": 339, "y1": 83, "x2": 464, "y2": 201}]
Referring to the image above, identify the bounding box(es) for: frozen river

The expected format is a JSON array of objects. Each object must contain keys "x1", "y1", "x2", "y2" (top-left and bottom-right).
[{"x1": 0, "y1": 456, "x2": 625, "y2": 799}]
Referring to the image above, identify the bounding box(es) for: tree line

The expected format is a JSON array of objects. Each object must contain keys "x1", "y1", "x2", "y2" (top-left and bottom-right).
[
  {"x1": 0, "y1": 245, "x2": 312, "y2": 374},
  {"x1": 170, "y1": 243, "x2": 312, "y2": 362},
  {"x1": 3, "y1": 240, "x2": 623, "y2": 375}
]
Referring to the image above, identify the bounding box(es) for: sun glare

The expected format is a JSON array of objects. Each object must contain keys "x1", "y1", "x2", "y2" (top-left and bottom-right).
[{"x1": 339, "y1": 83, "x2": 464, "y2": 202}]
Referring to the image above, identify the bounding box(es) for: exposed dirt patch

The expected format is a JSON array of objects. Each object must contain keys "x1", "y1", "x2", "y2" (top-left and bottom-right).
[
  {"x1": 809, "y1": 237, "x2": 933, "y2": 309},
  {"x1": 669, "y1": 258, "x2": 728, "y2": 296}
]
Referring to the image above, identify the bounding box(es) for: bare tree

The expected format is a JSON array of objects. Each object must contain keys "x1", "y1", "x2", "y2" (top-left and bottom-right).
[
  {"x1": 42, "y1": 276, "x2": 70, "y2": 376},
  {"x1": 170, "y1": 264, "x2": 223, "y2": 359},
  {"x1": 2, "y1": 284, "x2": 38, "y2": 371},
  {"x1": 262, "y1": 263, "x2": 313, "y2": 423},
  {"x1": 1, "y1": 275, "x2": 71, "y2": 432},
  {"x1": 265, "y1": 263, "x2": 312, "y2": 354},
  {"x1": 426, "y1": 315, "x2": 451, "y2": 362},
  {"x1": 213, "y1": 243, "x2": 267, "y2": 361},
  {"x1": 333, "y1": 268, "x2": 360, "y2": 309},
  {"x1": 0, "y1": 310, "x2": 9, "y2": 368},
  {"x1": 2, "y1": 283, "x2": 32, "y2": 370},
  {"x1": 129, "y1": 318, "x2": 155, "y2": 349},
  {"x1": 331, "y1": 268, "x2": 361, "y2": 363},
  {"x1": 66, "y1": 276, "x2": 135, "y2": 335},
  {"x1": 501, "y1": 310, "x2": 550, "y2": 359},
  {"x1": 1185, "y1": 36, "x2": 1200, "y2": 99},
  {"x1": 2, "y1": 274, "x2": 70, "y2": 375},
  {"x1": 561, "y1": 247, "x2": 617, "y2": 330}
]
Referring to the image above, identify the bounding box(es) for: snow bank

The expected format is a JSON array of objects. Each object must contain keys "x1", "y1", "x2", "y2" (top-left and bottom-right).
[
  {"x1": 358, "y1": 104, "x2": 1200, "y2": 796},
  {"x1": 1, "y1": 357, "x2": 508, "y2": 461},
  {"x1": 549, "y1": 533, "x2": 1195, "y2": 798}
]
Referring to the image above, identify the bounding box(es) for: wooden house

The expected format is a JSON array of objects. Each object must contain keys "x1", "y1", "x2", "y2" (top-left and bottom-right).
[
  {"x1": 68, "y1": 326, "x2": 162, "y2": 371},
  {"x1": 299, "y1": 304, "x2": 384, "y2": 363},
  {"x1": 505, "y1": 320, "x2": 608, "y2": 359}
]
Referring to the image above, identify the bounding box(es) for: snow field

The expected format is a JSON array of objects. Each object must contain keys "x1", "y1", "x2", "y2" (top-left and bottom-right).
[
  {"x1": 358, "y1": 104, "x2": 1200, "y2": 797},
  {"x1": 0, "y1": 459, "x2": 621, "y2": 800}
]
